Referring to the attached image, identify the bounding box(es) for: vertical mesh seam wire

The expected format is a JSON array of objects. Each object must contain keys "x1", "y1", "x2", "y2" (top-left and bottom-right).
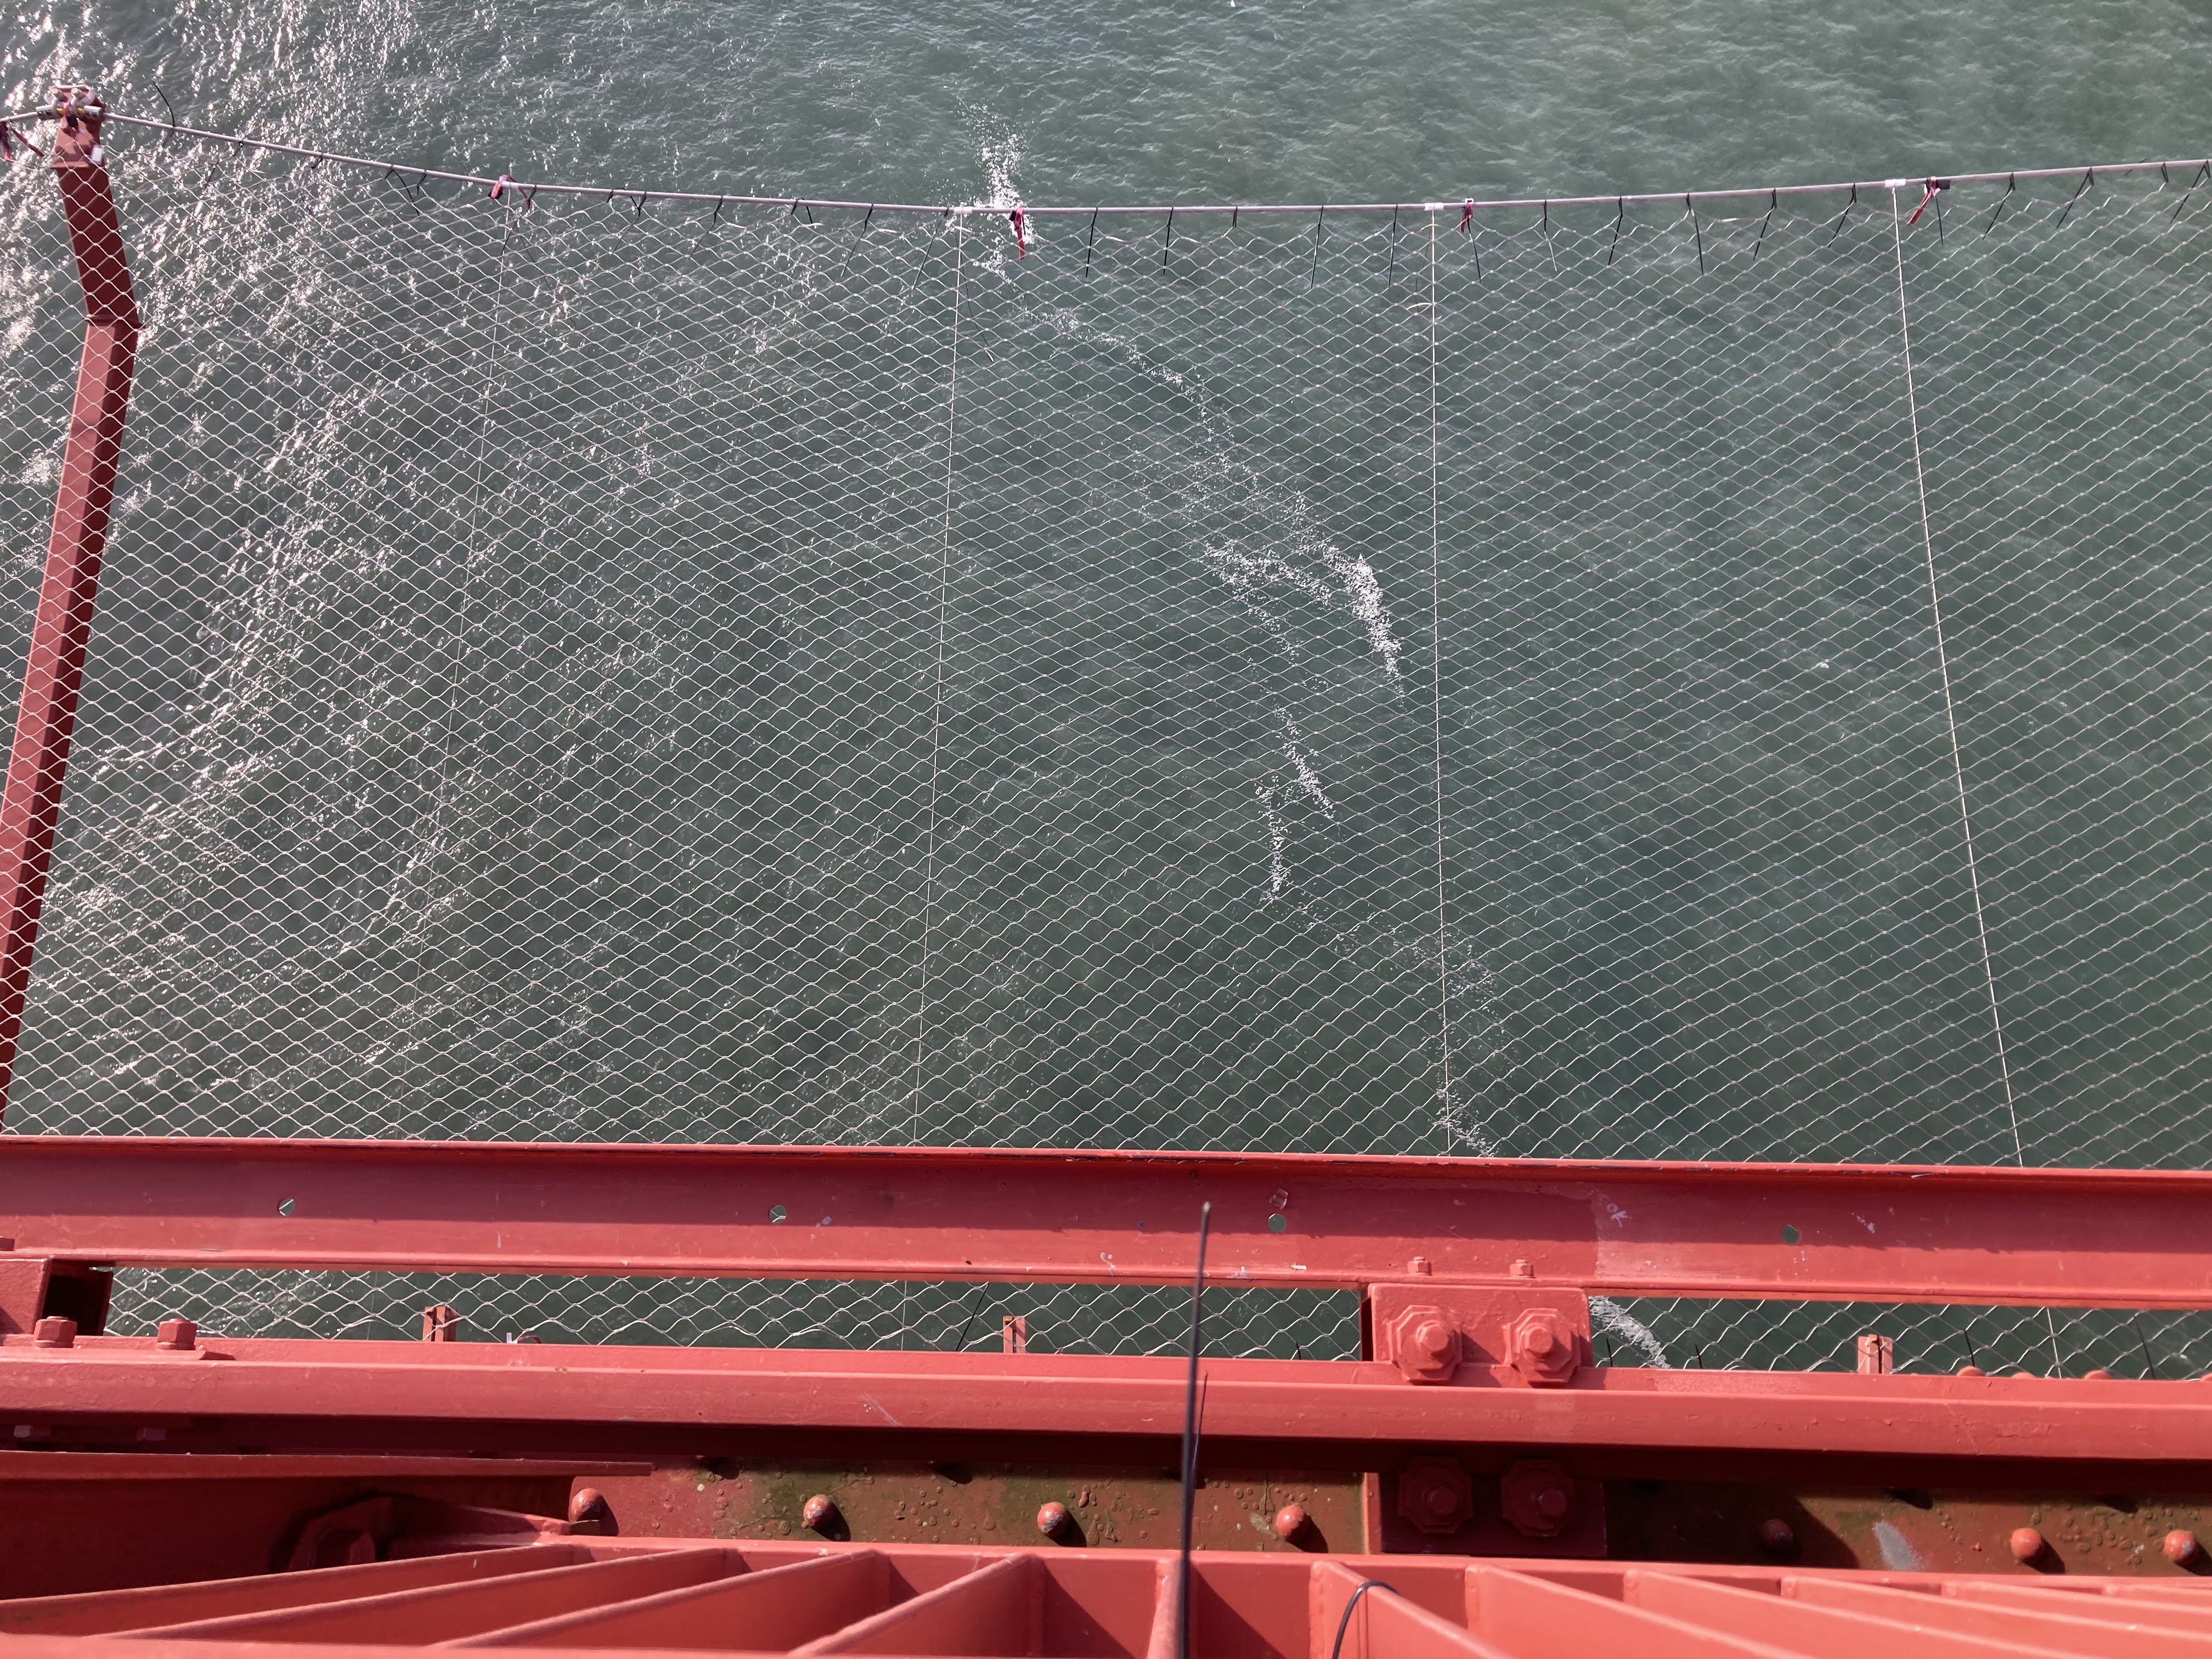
[
  {"x1": 1887, "y1": 186, "x2": 2027, "y2": 1168},
  {"x1": 1425, "y1": 210, "x2": 1457, "y2": 1154}
]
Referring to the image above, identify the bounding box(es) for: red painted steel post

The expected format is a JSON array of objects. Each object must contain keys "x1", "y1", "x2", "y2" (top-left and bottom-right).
[{"x1": 0, "y1": 88, "x2": 138, "y2": 1120}]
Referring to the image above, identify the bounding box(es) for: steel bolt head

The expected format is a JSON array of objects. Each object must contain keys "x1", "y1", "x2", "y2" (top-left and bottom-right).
[
  {"x1": 1508, "y1": 1309, "x2": 1581, "y2": 1387},
  {"x1": 30, "y1": 1317, "x2": 74, "y2": 1348},
  {"x1": 1500, "y1": 1458, "x2": 1575, "y2": 1538},
  {"x1": 2083, "y1": 1367, "x2": 2113, "y2": 1380},
  {"x1": 1272, "y1": 1503, "x2": 1308, "y2": 1541},
  {"x1": 1387, "y1": 1306, "x2": 1461, "y2": 1384},
  {"x1": 802, "y1": 1494, "x2": 838, "y2": 1533},
  {"x1": 155, "y1": 1318, "x2": 196, "y2": 1352},
  {"x1": 2165, "y1": 1529, "x2": 2203, "y2": 1567},
  {"x1": 2009, "y1": 1526, "x2": 2046, "y2": 1563},
  {"x1": 1036, "y1": 1500, "x2": 1071, "y2": 1537},
  {"x1": 1396, "y1": 1456, "x2": 1474, "y2": 1536},
  {"x1": 1758, "y1": 1518, "x2": 1797, "y2": 1557}
]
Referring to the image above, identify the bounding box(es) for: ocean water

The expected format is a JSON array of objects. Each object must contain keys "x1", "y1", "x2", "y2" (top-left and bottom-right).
[
  {"x1": 0, "y1": 4, "x2": 2209, "y2": 1371},
  {"x1": 2, "y1": 1, "x2": 2208, "y2": 211}
]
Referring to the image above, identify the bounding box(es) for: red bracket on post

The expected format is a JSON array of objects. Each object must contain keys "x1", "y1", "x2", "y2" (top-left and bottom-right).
[{"x1": 0, "y1": 88, "x2": 137, "y2": 1121}]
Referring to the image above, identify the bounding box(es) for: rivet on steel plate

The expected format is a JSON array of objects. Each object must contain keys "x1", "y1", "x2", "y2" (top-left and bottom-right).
[
  {"x1": 802, "y1": 1493, "x2": 839, "y2": 1533},
  {"x1": 1036, "y1": 1500, "x2": 1071, "y2": 1537},
  {"x1": 2009, "y1": 1525, "x2": 2047, "y2": 1564},
  {"x1": 1758, "y1": 1517, "x2": 1796, "y2": 1556},
  {"x1": 1272, "y1": 1503, "x2": 1308, "y2": 1540},
  {"x1": 2164, "y1": 1529, "x2": 2203, "y2": 1567}
]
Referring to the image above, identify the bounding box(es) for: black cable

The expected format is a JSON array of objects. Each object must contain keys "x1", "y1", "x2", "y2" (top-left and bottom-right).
[
  {"x1": 2131, "y1": 1311, "x2": 2162, "y2": 1380},
  {"x1": 949, "y1": 1283, "x2": 989, "y2": 1351},
  {"x1": 1328, "y1": 1579, "x2": 1393, "y2": 1659},
  {"x1": 1176, "y1": 1201, "x2": 1211, "y2": 1659}
]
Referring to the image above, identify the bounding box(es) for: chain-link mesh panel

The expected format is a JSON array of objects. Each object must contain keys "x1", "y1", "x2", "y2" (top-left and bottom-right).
[
  {"x1": 1, "y1": 146, "x2": 2209, "y2": 1363},
  {"x1": 108, "y1": 1269, "x2": 1360, "y2": 1358}
]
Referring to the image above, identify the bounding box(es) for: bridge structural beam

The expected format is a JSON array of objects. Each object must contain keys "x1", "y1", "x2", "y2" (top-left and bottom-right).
[{"x1": 0, "y1": 87, "x2": 138, "y2": 1120}]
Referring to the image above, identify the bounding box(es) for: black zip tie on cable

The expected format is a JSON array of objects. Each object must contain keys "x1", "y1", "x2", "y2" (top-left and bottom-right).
[
  {"x1": 1386, "y1": 204, "x2": 1401, "y2": 289},
  {"x1": 1606, "y1": 196, "x2": 1624, "y2": 266},
  {"x1": 1962, "y1": 1322, "x2": 1979, "y2": 1372},
  {"x1": 1161, "y1": 207, "x2": 1174, "y2": 270},
  {"x1": 1828, "y1": 183, "x2": 1857, "y2": 243},
  {"x1": 1542, "y1": 198, "x2": 1558, "y2": 275},
  {"x1": 1985, "y1": 173, "x2": 2016, "y2": 234},
  {"x1": 710, "y1": 195, "x2": 724, "y2": 224},
  {"x1": 2172, "y1": 162, "x2": 2210, "y2": 224},
  {"x1": 2055, "y1": 168, "x2": 2094, "y2": 228},
  {"x1": 1327, "y1": 1581, "x2": 1393, "y2": 1659},
  {"x1": 1083, "y1": 207, "x2": 1097, "y2": 275},
  {"x1": 1753, "y1": 188, "x2": 1778, "y2": 259},
  {"x1": 635, "y1": 191, "x2": 649, "y2": 218},
  {"x1": 1689, "y1": 193, "x2": 1704, "y2": 274},
  {"x1": 1309, "y1": 205, "x2": 1324, "y2": 289},
  {"x1": 1174, "y1": 1203, "x2": 1211, "y2": 1659}
]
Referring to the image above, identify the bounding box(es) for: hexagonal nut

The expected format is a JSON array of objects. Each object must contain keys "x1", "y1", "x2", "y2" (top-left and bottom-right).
[
  {"x1": 1507, "y1": 1307, "x2": 1581, "y2": 1387},
  {"x1": 1396, "y1": 1455, "x2": 1474, "y2": 1536},
  {"x1": 1387, "y1": 1305, "x2": 1462, "y2": 1384},
  {"x1": 1500, "y1": 1458, "x2": 1575, "y2": 1538}
]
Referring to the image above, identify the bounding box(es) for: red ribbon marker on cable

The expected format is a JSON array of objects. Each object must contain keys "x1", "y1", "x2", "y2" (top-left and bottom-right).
[
  {"x1": 1010, "y1": 206, "x2": 1027, "y2": 258},
  {"x1": 490, "y1": 173, "x2": 513, "y2": 201},
  {"x1": 1459, "y1": 199, "x2": 1473, "y2": 233},
  {"x1": 1906, "y1": 177, "x2": 1949, "y2": 226}
]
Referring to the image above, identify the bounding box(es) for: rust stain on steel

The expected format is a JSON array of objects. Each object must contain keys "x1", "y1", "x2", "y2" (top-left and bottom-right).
[
  {"x1": 583, "y1": 1461, "x2": 1360, "y2": 1554},
  {"x1": 1610, "y1": 1481, "x2": 2212, "y2": 1576}
]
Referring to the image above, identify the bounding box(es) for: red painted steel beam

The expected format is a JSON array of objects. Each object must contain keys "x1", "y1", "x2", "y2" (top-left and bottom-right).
[
  {"x1": 5, "y1": 1136, "x2": 2212, "y2": 1307},
  {"x1": 0, "y1": 91, "x2": 138, "y2": 1121},
  {"x1": 10, "y1": 1338, "x2": 2212, "y2": 1467}
]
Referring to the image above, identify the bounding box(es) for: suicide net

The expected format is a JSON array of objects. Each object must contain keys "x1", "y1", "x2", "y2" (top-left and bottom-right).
[{"x1": 1, "y1": 134, "x2": 2209, "y2": 1375}]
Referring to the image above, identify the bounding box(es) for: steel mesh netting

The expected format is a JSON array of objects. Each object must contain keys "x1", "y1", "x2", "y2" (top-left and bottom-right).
[{"x1": 0, "y1": 139, "x2": 2207, "y2": 1367}]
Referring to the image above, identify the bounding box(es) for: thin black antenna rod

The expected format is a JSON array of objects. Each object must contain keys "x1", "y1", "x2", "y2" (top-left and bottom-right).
[{"x1": 1177, "y1": 1201, "x2": 1212, "y2": 1659}]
